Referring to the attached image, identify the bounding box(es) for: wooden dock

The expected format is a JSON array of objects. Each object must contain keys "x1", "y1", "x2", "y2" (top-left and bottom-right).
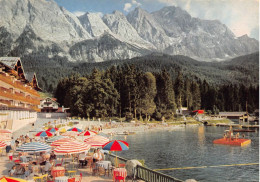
[{"x1": 206, "y1": 123, "x2": 259, "y2": 129}]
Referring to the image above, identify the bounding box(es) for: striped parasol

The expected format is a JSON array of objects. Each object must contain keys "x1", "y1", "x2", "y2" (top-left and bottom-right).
[
  {"x1": 0, "y1": 135, "x2": 11, "y2": 142},
  {"x1": 35, "y1": 131, "x2": 53, "y2": 137},
  {"x1": 0, "y1": 129, "x2": 12, "y2": 133},
  {"x1": 0, "y1": 141, "x2": 6, "y2": 148},
  {"x1": 67, "y1": 127, "x2": 83, "y2": 132},
  {"x1": 61, "y1": 131, "x2": 79, "y2": 137},
  {"x1": 51, "y1": 138, "x2": 75, "y2": 147},
  {"x1": 16, "y1": 142, "x2": 51, "y2": 153},
  {"x1": 84, "y1": 135, "x2": 109, "y2": 147},
  {"x1": 78, "y1": 130, "x2": 97, "y2": 136},
  {"x1": 46, "y1": 136, "x2": 66, "y2": 143},
  {"x1": 46, "y1": 128, "x2": 58, "y2": 133},
  {"x1": 54, "y1": 141, "x2": 91, "y2": 155}
]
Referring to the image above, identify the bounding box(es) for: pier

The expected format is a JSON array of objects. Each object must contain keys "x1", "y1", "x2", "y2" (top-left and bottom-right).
[{"x1": 206, "y1": 123, "x2": 259, "y2": 130}]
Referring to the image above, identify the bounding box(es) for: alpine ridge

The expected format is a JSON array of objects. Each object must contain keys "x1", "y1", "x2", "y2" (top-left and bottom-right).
[{"x1": 0, "y1": 0, "x2": 258, "y2": 63}]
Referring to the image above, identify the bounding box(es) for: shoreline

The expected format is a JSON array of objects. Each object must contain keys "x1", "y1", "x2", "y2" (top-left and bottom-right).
[{"x1": 11, "y1": 116, "x2": 234, "y2": 141}]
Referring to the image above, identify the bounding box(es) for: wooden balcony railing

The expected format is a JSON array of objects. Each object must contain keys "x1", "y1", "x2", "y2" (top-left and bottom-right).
[
  {"x1": 0, "y1": 73, "x2": 40, "y2": 97},
  {"x1": 0, "y1": 100, "x2": 12, "y2": 106},
  {"x1": 0, "y1": 100, "x2": 40, "y2": 112},
  {"x1": 0, "y1": 88, "x2": 40, "y2": 105}
]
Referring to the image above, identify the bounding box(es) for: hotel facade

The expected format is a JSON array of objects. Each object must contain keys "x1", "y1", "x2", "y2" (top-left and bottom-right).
[{"x1": 0, "y1": 57, "x2": 41, "y2": 132}]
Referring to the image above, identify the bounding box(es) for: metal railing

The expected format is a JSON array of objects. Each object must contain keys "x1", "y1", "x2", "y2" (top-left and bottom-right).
[
  {"x1": 105, "y1": 153, "x2": 128, "y2": 166},
  {"x1": 105, "y1": 153, "x2": 183, "y2": 182},
  {"x1": 135, "y1": 165, "x2": 183, "y2": 182}
]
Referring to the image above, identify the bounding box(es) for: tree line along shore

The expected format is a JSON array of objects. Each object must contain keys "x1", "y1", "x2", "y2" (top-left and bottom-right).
[{"x1": 54, "y1": 64, "x2": 259, "y2": 121}]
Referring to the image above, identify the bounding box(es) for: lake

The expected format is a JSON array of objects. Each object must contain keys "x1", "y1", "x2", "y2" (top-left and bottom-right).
[{"x1": 114, "y1": 125, "x2": 259, "y2": 182}]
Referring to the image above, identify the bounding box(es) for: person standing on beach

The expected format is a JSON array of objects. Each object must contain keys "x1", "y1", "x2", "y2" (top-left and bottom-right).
[
  {"x1": 10, "y1": 137, "x2": 16, "y2": 151},
  {"x1": 5, "y1": 140, "x2": 11, "y2": 156}
]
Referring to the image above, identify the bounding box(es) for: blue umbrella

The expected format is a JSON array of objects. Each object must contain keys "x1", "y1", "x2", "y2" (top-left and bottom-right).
[
  {"x1": 35, "y1": 131, "x2": 53, "y2": 137},
  {"x1": 16, "y1": 142, "x2": 51, "y2": 153},
  {"x1": 46, "y1": 136, "x2": 66, "y2": 143},
  {"x1": 46, "y1": 128, "x2": 58, "y2": 133},
  {"x1": 67, "y1": 127, "x2": 83, "y2": 132}
]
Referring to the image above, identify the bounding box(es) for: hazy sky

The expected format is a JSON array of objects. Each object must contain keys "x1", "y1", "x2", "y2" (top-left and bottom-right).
[{"x1": 54, "y1": 0, "x2": 259, "y2": 40}]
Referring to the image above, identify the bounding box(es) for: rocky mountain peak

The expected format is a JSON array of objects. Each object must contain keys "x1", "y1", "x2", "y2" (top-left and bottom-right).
[
  {"x1": 79, "y1": 12, "x2": 111, "y2": 37},
  {"x1": 0, "y1": 0, "x2": 258, "y2": 63}
]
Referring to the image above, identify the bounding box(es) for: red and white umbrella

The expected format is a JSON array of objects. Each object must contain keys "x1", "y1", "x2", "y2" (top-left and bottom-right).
[
  {"x1": 51, "y1": 138, "x2": 76, "y2": 147},
  {"x1": 0, "y1": 129, "x2": 12, "y2": 133},
  {"x1": 84, "y1": 135, "x2": 109, "y2": 147},
  {"x1": 54, "y1": 141, "x2": 91, "y2": 155},
  {"x1": 0, "y1": 130, "x2": 12, "y2": 141},
  {"x1": 78, "y1": 130, "x2": 97, "y2": 136},
  {"x1": 0, "y1": 141, "x2": 7, "y2": 148},
  {"x1": 61, "y1": 131, "x2": 79, "y2": 137}
]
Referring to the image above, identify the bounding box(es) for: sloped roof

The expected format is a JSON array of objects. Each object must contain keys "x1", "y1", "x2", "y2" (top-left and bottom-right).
[
  {"x1": 0, "y1": 57, "x2": 20, "y2": 69},
  {"x1": 24, "y1": 72, "x2": 34, "y2": 82},
  {"x1": 42, "y1": 97, "x2": 59, "y2": 104}
]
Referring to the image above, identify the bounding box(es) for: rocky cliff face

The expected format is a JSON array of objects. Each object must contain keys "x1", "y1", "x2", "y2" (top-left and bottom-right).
[{"x1": 0, "y1": 0, "x2": 258, "y2": 63}]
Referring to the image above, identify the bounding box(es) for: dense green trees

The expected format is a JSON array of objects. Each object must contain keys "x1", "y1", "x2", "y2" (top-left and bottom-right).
[{"x1": 55, "y1": 64, "x2": 259, "y2": 120}]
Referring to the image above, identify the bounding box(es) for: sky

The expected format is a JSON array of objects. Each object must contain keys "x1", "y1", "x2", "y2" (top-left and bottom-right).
[{"x1": 54, "y1": 0, "x2": 259, "y2": 40}]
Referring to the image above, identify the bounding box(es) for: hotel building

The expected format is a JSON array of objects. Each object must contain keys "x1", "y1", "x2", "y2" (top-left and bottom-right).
[{"x1": 0, "y1": 57, "x2": 41, "y2": 132}]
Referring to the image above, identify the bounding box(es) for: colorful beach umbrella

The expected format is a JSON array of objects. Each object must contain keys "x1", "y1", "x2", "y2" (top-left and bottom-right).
[
  {"x1": 59, "y1": 127, "x2": 67, "y2": 133},
  {"x1": 0, "y1": 176, "x2": 27, "y2": 182},
  {"x1": 103, "y1": 140, "x2": 129, "y2": 167},
  {"x1": 16, "y1": 142, "x2": 51, "y2": 153},
  {"x1": 46, "y1": 136, "x2": 66, "y2": 143},
  {"x1": 0, "y1": 135, "x2": 11, "y2": 142},
  {"x1": 0, "y1": 129, "x2": 12, "y2": 133},
  {"x1": 103, "y1": 140, "x2": 129, "y2": 151},
  {"x1": 0, "y1": 141, "x2": 6, "y2": 148},
  {"x1": 35, "y1": 131, "x2": 53, "y2": 137},
  {"x1": 54, "y1": 141, "x2": 91, "y2": 155},
  {"x1": 78, "y1": 130, "x2": 97, "y2": 136},
  {"x1": 46, "y1": 128, "x2": 58, "y2": 133},
  {"x1": 84, "y1": 135, "x2": 109, "y2": 147},
  {"x1": 67, "y1": 127, "x2": 83, "y2": 132},
  {"x1": 51, "y1": 138, "x2": 75, "y2": 147}
]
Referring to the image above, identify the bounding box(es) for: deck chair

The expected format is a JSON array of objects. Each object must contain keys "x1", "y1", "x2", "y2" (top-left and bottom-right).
[
  {"x1": 33, "y1": 174, "x2": 48, "y2": 182},
  {"x1": 55, "y1": 158, "x2": 63, "y2": 167},
  {"x1": 66, "y1": 170, "x2": 77, "y2": 178},
  {"x1": 118, "y1": 163, "x2": 126, "y2": 168}
]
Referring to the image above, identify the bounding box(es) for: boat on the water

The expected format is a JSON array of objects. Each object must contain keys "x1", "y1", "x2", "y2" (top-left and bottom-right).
[
  {"x1": 213, "y1": 126, "x2": 251, "y2": 146},
  {"x1": 213, "y1": 138, "x2": 251, "y2": 146}
]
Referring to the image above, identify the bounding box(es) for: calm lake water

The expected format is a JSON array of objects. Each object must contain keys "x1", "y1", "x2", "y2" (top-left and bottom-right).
[{"x1": 114, "y1": 126, "x2": 259, "y2": 182}]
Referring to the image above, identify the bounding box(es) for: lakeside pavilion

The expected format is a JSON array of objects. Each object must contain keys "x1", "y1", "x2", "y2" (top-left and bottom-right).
[{"x1": 0, "y1": 57, "x2": 41, "y2": 132}]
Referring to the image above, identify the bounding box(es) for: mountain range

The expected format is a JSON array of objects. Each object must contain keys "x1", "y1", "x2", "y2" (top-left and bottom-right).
[{"x1": 0, "y1": 0, "x2": 258, "y2": 63}]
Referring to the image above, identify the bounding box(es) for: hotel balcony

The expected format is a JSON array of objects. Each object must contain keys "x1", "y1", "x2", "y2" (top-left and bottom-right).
[
  {"x1": 0, "y1": 72, "x2": 40, "y2": 97},
  {"x1": 0, "y1": 87, "x2": 40, "y2": 106}
]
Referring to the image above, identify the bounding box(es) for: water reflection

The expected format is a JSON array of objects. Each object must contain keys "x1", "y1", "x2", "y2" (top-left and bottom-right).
[
  {"x1": 115, "y1": 126, "x2": 259, "y2": 182},
  {"x1": 198, "y1": 126, "x2": 205, "y2": 148}
]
